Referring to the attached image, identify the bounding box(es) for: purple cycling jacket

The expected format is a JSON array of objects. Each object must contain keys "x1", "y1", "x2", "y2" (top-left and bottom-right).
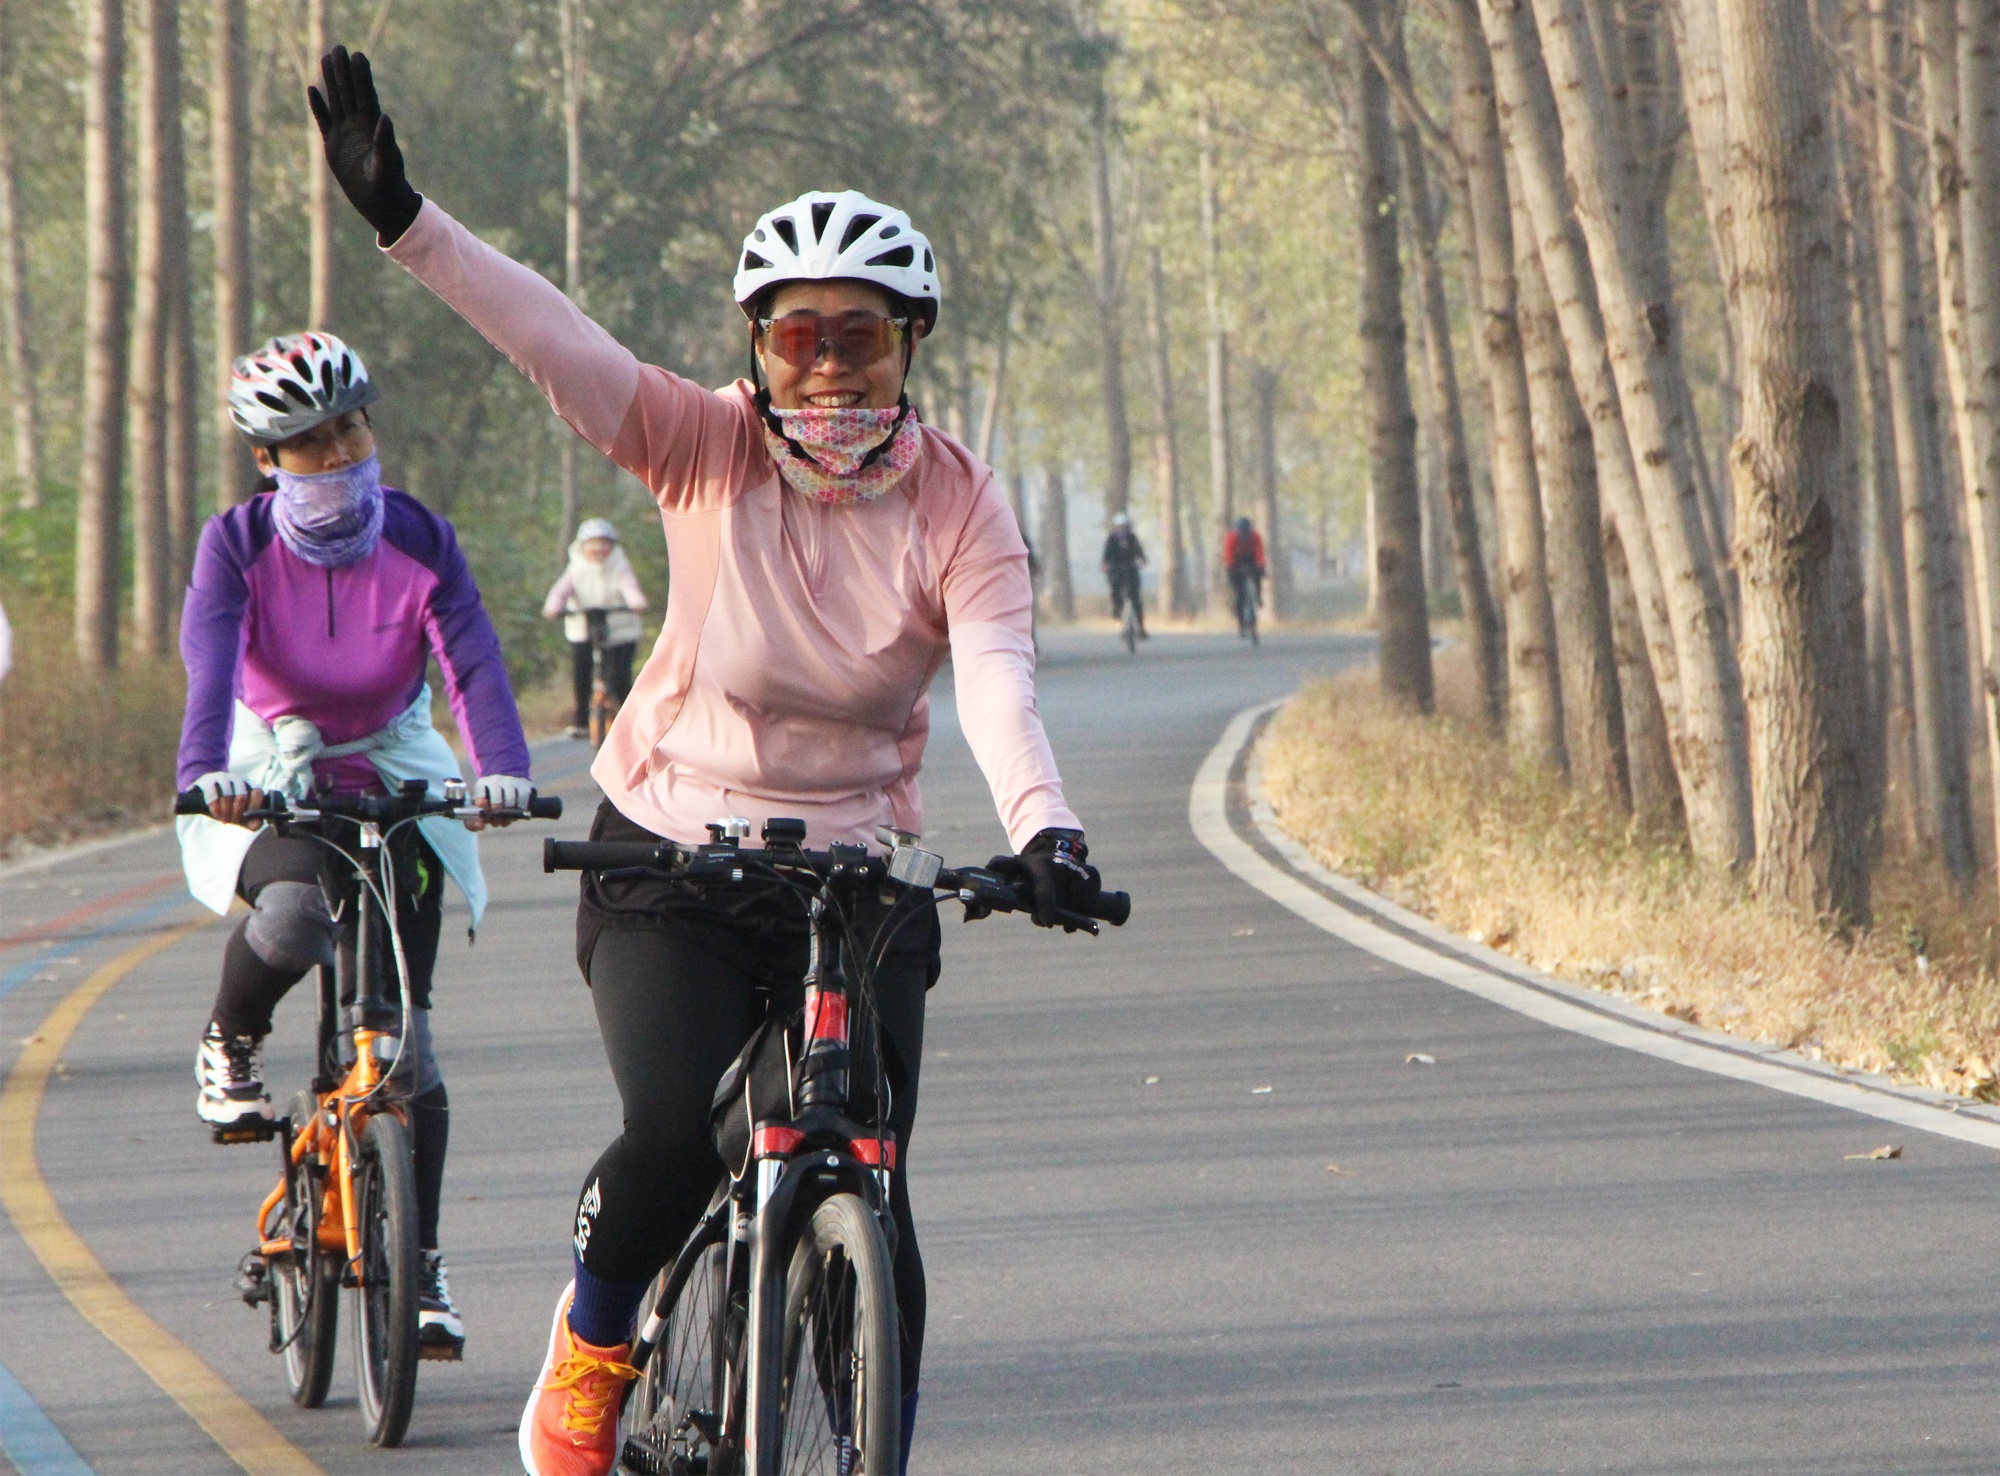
[{"x1": 177, "y1": 488, "x2": 531, "y2": 793}]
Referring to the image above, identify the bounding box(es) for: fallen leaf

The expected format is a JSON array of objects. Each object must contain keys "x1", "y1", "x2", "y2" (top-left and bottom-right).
[
  {"x1": 1325, "y1": 1163, "x2": 1352, "y2": 1175},
  {"x1": 1231, "y1": 926, "x2": 1256, "y2": 937},
  {"x1": 1250, "y1": 1085, "x2": 1274, "y2": 1095},
  {"x1": 1142, "y1": 1075, "x2": 1160, "y2": 1085},
  {"x1": 1844, "y1": 1144, "x2": 1903, "y2": 1160},
  {"x1": 1406, "y1": 1053, "x2": 1437, "y2": 1066},
  {"x1": 19, "y1": 1035, "x2": 42, "y2": 1046}
]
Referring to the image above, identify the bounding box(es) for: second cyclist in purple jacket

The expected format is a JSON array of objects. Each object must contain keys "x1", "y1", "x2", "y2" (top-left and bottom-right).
[{"x1": 175, "y1": 330, "x2": 534, "y2": 1359}]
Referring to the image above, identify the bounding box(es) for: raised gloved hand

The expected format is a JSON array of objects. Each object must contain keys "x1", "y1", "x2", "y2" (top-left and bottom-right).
[
  {"x1": 470, "y1": 775, "x2": 533, "y2": 830},
  {"x1": 307, "y1": 46, "x2": 422, "y2": 245},
  {"x1": 987, "y1": 828, "x2": 1101, "y2": 932},
  {"x1": 194, "y1": 771, "x2": 263, "y2": 828}
]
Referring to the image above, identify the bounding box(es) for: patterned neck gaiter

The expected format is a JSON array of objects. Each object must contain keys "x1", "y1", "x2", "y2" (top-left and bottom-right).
[
  {"x1": 759, "y1": 402, "x2": 922, "y2": 507},
  {"x1": 272, "y1": 452, "x2": 385, "y2": 567}
]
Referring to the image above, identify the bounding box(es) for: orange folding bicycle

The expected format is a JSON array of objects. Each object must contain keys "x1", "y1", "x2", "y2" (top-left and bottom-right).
[{"x1": 178, "y1": 780, "x2": 560, "y2": 1446}]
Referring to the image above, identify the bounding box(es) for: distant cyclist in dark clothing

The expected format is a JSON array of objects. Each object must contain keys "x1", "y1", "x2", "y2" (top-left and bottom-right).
[
  {"x1": 1100, "y1": 511, "x2": 1148, "y2": 638},
  {"x1": 1224, "y1": 515, "x2": 1265, "y2": 638}
]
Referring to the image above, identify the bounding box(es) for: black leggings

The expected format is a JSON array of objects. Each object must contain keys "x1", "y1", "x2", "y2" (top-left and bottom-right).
[
  {"x1": 571, "y1": 640, "x2": 636, "y2": 727},
  {"x1": 572, "y1": 817, "x2": 936, "y2": 1395},
  {"x1": 211, "y1": 829, "x2": 452, "y2": 1247}
]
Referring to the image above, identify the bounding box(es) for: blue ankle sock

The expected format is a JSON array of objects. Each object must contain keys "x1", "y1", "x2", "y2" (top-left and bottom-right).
[
  {"x1": 566, "y1": 1254, "x2": 648, "y2": 1349},
  {"x1": 899, "y1": 1389, "x2": 918, "y2": 1475}
]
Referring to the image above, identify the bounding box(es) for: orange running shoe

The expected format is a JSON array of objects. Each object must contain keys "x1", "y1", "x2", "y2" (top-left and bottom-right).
[{"x1": 518, "y1": 1282, "x2": 640, "y2": 1476}]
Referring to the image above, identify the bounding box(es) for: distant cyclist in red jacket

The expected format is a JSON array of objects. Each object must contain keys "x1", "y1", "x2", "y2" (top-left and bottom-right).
[{"x1": 1224, "y1": 516, "x2": 1265, "y2": 639}]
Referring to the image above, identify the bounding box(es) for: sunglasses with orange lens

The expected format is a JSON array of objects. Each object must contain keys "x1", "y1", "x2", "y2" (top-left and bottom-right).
[{"x1": 757, "y1": 311, "x2": 911, "y2": 371}]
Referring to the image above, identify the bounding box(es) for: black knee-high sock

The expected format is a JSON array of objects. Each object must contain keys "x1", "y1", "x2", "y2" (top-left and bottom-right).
[
  {"x1": 211, "y1": 923, "x2": 303, "y2": 1039},
  {"x1": 412, "y1": 1083, "x2": 449, "y2": 1250}
]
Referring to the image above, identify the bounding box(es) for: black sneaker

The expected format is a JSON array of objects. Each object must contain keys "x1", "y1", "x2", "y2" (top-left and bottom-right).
[
  {"x1": 418, "y1": 1249, "x2": 465, "y2": 1360},
  {"x1": 195, "y1": 1023, "x2": 273, "y2": 1130}
]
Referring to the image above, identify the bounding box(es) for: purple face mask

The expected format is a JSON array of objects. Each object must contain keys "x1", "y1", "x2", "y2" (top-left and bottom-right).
[{"x1": 272, "y1": 452, "x2": 385, "y2": 568}]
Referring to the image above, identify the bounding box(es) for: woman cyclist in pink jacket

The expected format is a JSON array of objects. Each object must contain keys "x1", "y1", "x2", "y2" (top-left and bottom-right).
[{"x1": 315, "y1": 47, "x2": 1110, "y2": 1476}]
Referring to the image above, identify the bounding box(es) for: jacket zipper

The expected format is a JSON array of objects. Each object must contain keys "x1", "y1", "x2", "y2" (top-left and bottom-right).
[{"x1": 326, "y1": 567, "x2": 335, "y2": 639}]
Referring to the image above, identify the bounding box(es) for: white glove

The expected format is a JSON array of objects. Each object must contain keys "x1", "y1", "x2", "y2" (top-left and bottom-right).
[
  {"x1": 195, "y1": 771, "x2": 250, "y2": 806},
  {"x1": 472, "y1": 775, "x2": 534, "y2": 811}
]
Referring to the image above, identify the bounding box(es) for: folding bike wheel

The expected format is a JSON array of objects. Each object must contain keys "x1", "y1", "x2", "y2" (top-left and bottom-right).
[
  {"x1": 270, "y1": 1090, "x2": 339, "y2": 1407},
  {"x1": 350, "y1": 1111, "x2": 421, "y2": 1446}
]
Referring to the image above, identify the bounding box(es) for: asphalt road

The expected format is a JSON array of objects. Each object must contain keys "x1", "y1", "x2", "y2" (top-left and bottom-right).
[{"x1": 6, "y1": 627, "x2": 2000, "y2": 1475}]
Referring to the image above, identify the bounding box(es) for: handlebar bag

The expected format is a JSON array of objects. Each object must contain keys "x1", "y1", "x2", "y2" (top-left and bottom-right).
[{"x1": 710, "y1": 1014, "x2": 798, "y2": 1180}]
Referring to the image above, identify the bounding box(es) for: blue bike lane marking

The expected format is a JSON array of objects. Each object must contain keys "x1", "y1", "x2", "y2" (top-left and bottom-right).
[
  {"x1": 2, "y1": 886, "x2": 202, "y2": 1476},
  {"x1": 0, "y1": 1359, "x2": 94, "y2": 1476}
]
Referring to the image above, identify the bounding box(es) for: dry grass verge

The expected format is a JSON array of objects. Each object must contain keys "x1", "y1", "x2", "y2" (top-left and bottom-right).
[{"x1": 1261, "y1": 656, "x2": 2000, "y2": 1100}]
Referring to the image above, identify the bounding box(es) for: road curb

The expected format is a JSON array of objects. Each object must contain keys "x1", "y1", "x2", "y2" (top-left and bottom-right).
[{"x1": 1191, "y1": 697, "x2": 2000, "y2": 1155}]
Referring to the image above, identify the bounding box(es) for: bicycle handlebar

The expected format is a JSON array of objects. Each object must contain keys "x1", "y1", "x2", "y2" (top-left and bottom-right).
[
  {"x1": 542, "y1": 837, "x2": 1130, "y2": 929},
  {"x1": 174, "y1": 788, "x2": 564, "y2": 823}
]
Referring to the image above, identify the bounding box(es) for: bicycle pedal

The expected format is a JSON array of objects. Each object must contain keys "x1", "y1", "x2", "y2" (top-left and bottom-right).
[
  {"x1": 211, "y1": 1119, "x2": 279, "y2": 1146},
  {"x1": 416, "y1": 1341, "x2": 463, "y2": 1362},
  {"x1": 234, "y1": 1251, "x2": 273, "y2": 1307}
]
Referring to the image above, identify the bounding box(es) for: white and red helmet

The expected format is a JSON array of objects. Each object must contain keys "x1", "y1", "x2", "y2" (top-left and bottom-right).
[
  {"x1": 227, "y1": 331, "x2": 378, "y2": 447},
  {"x1": 733, "y1": 191, "x2": 940, "y2": 330}
]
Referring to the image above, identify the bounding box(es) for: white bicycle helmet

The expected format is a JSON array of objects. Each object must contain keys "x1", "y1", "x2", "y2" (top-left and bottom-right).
[
  {"x1": 228, "y1": 331, "x2": 378, "y2": 447},
  {"x1": 733, "y1": 190, "x2": 940, "y2": 330},
  {"x1": 575, "y1": 517, "x2": 618, "y2": 543}
]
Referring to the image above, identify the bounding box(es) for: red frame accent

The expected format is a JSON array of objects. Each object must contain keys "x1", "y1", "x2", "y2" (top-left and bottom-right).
[
  {"x1": 803, "y1": 988, "x2": 850, "y2": 1046},
  {"x1": 848, "y1": 1137, "x2": 897, "y2": 1170},
  {"x1": 753, "y1": 1124, "x2": 804, "y2": 1159}
]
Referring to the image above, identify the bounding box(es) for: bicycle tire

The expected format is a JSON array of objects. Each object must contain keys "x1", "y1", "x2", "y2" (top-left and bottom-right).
[
  {"x1": 351, "y1": 1111, "x2": 421, "y2": 1446},
  {"x1": 771, "y1": 1194, "x2": 900, "y2": 1476},
  {"x1": 1122, "y1": 607, "x2": 1138, "y2": 654},
  {"x1": 273, "y1": 1091, "x2": 338, "y2": 1407},
  {"x1": 620, "y1": 1209, "x2": 741, "y2": 1474}
]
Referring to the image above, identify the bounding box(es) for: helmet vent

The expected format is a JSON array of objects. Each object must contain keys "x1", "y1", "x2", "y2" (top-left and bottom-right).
[
  {"x1": 255, "y1": 390, "x2": 290, "y2": 412},
  {"x1": 772, "y1": 217, "x2": 799, "y2": 253},
  {"x1": 923, "y1": 249, "x2": 934, "y2": 272},
  {"x1": 839, "y1": 214, "x2": 881, "y2": 252},
  {"x1": 880, "y1": 224, "x2": 900, "y2": 238},
  {"x1": 810, "y1": 200, "x2": 835, "y2": 242},
  {"x1": 868, "y1": 245, "x2": 914, "y2": 268},
  {"x1": 742, "y1": 250, "x2": 772, "y2": 273},
  {"x1": 276, "y1": 376, "x2": 314, "y2": 406}
]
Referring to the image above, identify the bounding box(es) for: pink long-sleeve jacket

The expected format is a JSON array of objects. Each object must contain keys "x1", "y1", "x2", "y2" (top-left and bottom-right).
[{"x1": 387, "y1": 201, "x2": 1080, "y2": 851}]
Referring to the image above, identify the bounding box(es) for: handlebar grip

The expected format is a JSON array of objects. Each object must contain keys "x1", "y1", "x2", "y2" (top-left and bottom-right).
[
  {"x1": 528, "y1": 796, "x2": 564, "y2": 820},
  {"x1": 1087, "y1": 890, "x2": 1131, "y2": 927},
  {"x1": 173, "y1": 789, "x2": 210, "y2": 817},
  {"x1": 544, "y1": 838, "x2": 674, "y2": 873}
]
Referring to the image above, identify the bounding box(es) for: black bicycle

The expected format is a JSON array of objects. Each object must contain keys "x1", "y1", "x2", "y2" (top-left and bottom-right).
[
  {"x1": 544, "y1": 821, "x2": 1129, "y2": 1475},
  {"x1": 175, "y1": 781, "x2": 561, "y2": 1445},
  {"x1": 1230, "y1": 567, "x2": 1261, "y2": 646}
]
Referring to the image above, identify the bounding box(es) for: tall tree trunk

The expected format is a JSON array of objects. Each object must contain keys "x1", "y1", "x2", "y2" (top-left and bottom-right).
[
  {"x1": 1516, "y1": 182, "x2": 1633, "y2": 806},
  {"x1": 1353, "y1": 0, "x2": 1433, "y2": 708},
  {"x1": 1446, "y1": 0, "x2": 1559, "y2": 753},
  {"x1": 306, "y1": 0, "x2": 332, "y2": 328},
  {"x1": 0, "y1": 5, "x2": 39, "y2": 509},
  {"x1": 166, "y1": 287, "x2": 198, "y2": 589},
  {"x1": 1604, "y1": 517, "x2": 1683, "y2": 821},
  {"x1": 130, "y1": 0, "x2": 191, "y2": 658},
  {"x1": 1484, "y1": 0, "x2": 1691, "y2": 825},
  {"x1": 1145, "y1": 244, "x2": 1191, "y2": 618},
  {"x1": 77, "y1": 0, "x2": 128, "y2": 670},
  {"x1": 1198, "y1": 104, "x2": 1232, "y2": 612},
  {"x1": 558, "y1": 0, "x2": 585, "y2": 550},
  {"x1": 211, "y1": 0, "x2": 254, "y2": 509},
  {"x1": 1251, "y1": 363, "x2": 1289, "y2": 618},
  {"x1": 1716, "y1": 0, "x2": 1870, "y2": 920},
  {"x1": 1512, "y1": 0, "x2": 1754, "y2": 869},
  {"x1": 975, "y1": 317, "x2": 1010, "y2": 466},
  {"x1": 1956, "y1": 0, "x2": 2000, "y2": 900},
  {"x1": 1873, "y1": 0, "x2": 1978, "y2": 875},
  {"x1": 1089, "y1": 85, "x2": 1132, "y2": 522},
  {"x1": 1039, "y1": 463, "x2": 1074, "y2": 620}
]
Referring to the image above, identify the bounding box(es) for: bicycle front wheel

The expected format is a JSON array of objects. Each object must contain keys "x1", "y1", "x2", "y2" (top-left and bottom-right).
[
  {"x1": 272, "y1": 1093, "x2": 338, "y2": 1407},
  {"x1": 350, "y1": 1111, "x2": 421, "y2": 1446},
  {"x1": 622, "y1": 1207, "x2": 740, "y2": 1474},
  {"x1": 773, "y1": 1194, "x2": 900, "y2": 1476}
]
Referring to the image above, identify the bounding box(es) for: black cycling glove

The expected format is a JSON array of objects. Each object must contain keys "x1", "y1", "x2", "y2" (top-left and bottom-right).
[
  {"x1": 988, "y1": 829, "x2": 1101, "y2": 932},
  {"x1": 308, "y1": 46, "x2": 422, "y2": 245}
]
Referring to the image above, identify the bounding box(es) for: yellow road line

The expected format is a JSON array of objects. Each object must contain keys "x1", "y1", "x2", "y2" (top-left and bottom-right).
[{"x1": 0, "y1": 918, "x2": 322, "y2": 1476}]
